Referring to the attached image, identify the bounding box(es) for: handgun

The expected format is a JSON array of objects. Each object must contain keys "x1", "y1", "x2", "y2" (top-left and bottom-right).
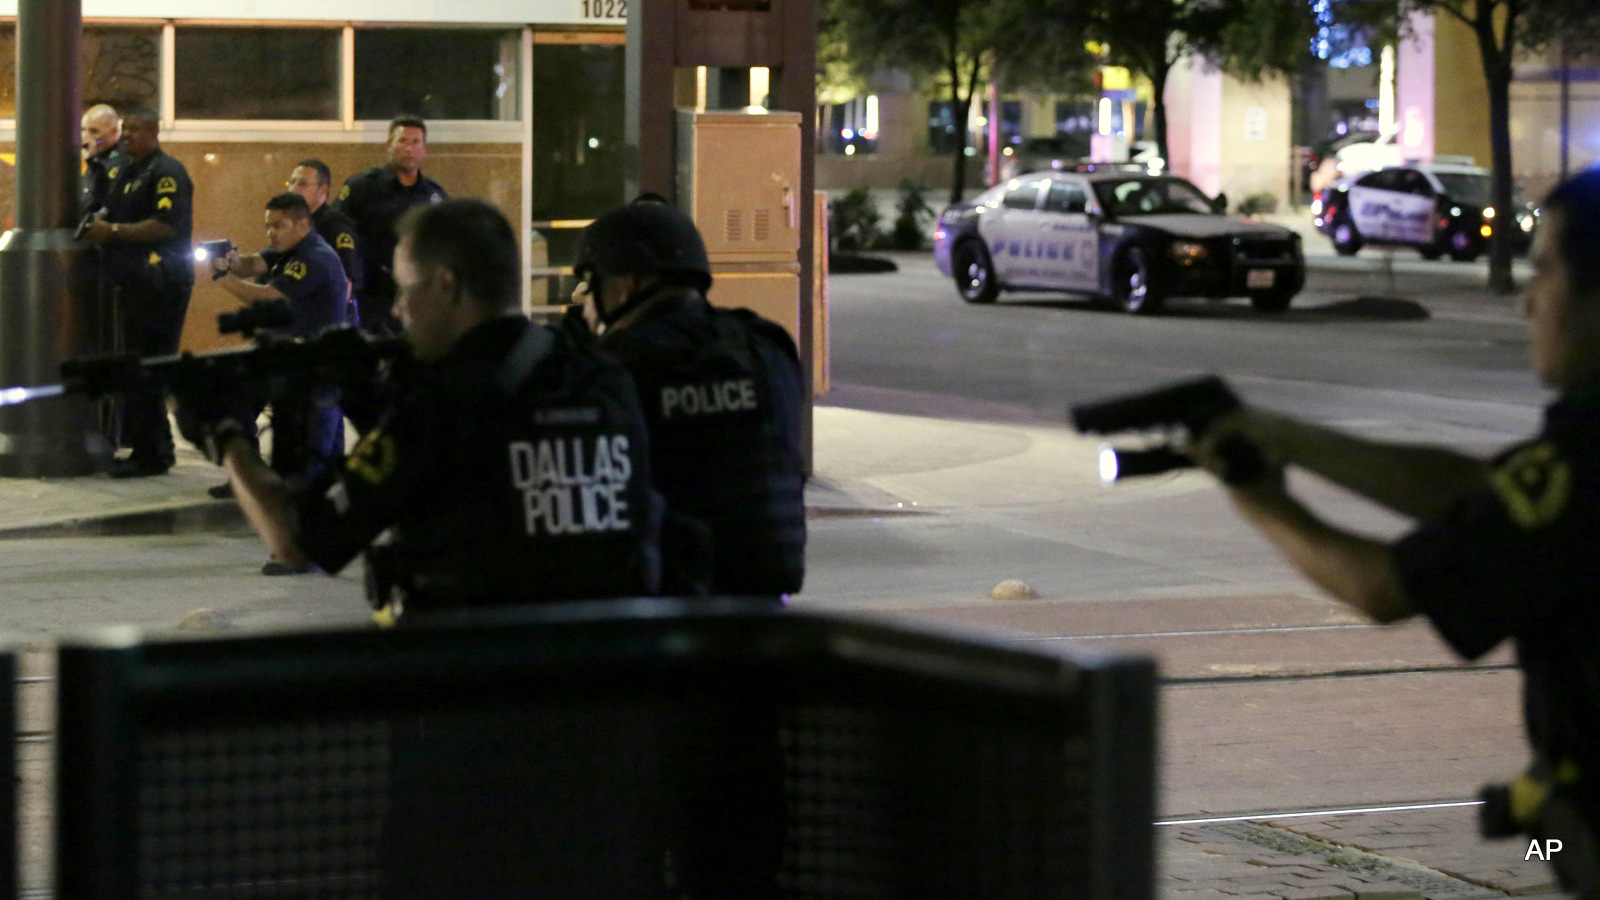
[
  {"x1": 193, "y1": 239, "x2": 236, "y2": 280},
  {"x1": 1070, "y1": 376, "x2": 1264, "y2": 485}
]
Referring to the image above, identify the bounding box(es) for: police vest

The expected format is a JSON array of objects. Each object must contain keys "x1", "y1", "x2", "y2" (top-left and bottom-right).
[
  {"x1": 608, "y1": 301, "x2": 805, "y2": 596},
  {"x1": 392, "y1": 322, "x2": 662, "y2": 608}
]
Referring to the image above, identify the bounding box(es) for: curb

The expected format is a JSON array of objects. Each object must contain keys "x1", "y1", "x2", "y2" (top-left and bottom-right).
[{"x1": 0, "y1": 500, "x2": 247, "y2": 540}]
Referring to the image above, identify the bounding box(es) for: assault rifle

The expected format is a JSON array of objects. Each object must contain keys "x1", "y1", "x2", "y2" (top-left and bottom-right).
[
  {"x1": 1069, "y1": 376, "x2": 1265, "y2": 485},
  {"x1": 0, "y1": 300, "x2": 407, "y2": 411}
]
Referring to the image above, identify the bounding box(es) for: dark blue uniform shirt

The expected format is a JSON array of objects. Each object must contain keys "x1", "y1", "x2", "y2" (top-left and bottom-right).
[
  {"x1": 80, "y1": 147, "x2": 123, "y2": 218},
  {"x1": 335, "y1": 166, "x2": 446, "y2": 301},
  {"x1": 1395, "y1": 390, "x2": 1600, "y2": 804},
  {"x1": 259, "y1": 230, "x2": 350, "y2": 338},
  {"x1": 312, "y1": 203, "x2": 364, "y2": 305},
  {"x1": 102, "y1": 148, "x2": 194, "y2": 286}
]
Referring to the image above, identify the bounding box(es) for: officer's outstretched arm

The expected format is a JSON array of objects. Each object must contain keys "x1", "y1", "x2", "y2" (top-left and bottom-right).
[
  {"x1": 220, "y1": 438, "x2": 312, "y2": 569},
  {"x1": 1217, "y1": 407, "x2": 1489, "y2": 521},
  {"x1": 1227, "y1": 476, "x2": 1416, "y2": 624}
]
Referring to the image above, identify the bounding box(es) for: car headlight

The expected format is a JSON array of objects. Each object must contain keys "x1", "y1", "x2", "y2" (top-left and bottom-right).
[
  {"x1": 1483, "y1": 206, "x2": 1496, "y2": 220},
  {"x1": 1171, "y1": 241, "x2": 1210, "y2": 263},
  {"x1": 1520, "y1": 215, "x2": 1535, "y2": 233}
]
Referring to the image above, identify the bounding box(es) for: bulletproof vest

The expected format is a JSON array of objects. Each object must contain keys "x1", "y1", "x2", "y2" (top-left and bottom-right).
[
  {"x1": 392, "y1": 323, "x2": 662, "y2": 608},
  {"x1": 610, "y1": 300, "x2": 805, "y2": 596}
]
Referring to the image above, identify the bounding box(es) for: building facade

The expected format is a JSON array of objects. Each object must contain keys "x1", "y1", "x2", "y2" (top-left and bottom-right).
[{"x1": 0, "y1": 1, "x2": 626, "y2": 350}]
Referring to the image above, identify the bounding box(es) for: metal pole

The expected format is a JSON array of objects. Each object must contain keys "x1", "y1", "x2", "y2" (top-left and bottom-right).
[
  {"x1": 0, "y1": 0, "x2": 100, "y2": 476},
  {"x1": 625, "y1": 0, "x2": 677, "y2": 200},
  {"x1": 1559, "y1": 36, "x2": 1571, "y2": 182}
]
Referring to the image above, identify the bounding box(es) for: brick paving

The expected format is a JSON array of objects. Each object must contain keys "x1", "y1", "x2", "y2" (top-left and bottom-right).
[
  {"x1": 1157, "y1": 805, "x2": 1562, "y2": 900},
  {"x1": 0, "y1": 404, "x2": 1575, "y2": 898}
]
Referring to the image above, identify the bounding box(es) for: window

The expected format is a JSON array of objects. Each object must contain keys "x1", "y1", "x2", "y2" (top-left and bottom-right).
[
  {"x1": 927, "y1": 102, "x2": 965, "y2": 156},
  {"x1": 0, "y1": 25, "x2": 160, "y2": 117},
  {"x1": 531, "y1": 43, "x2": 625, "y2": 222},
  {"x1": 355, "y1": 30, "x2": 519, "y2": 121},
  {"x1": 1095, "y1": 178, "x2": 1213, "y2": 216},
  {"x1": 1397, "y1": 170, "x2": 1434, "y2": 196},
  {"x1": 1433, "y1": 173, "x2": 1493, "y2": 207},
  {"x1": 176, "y1": 28, "x2": 340, "y2": 120},
  {"x1": 1043, "y1": 181, "x2": 1088, "y2": 214},
  {"x1": 1002, "y1": 184, "x2": 1042, "y2": 210},
  {"x1": 83, "y1": 27, "x2": 160, "y2": 111},
  {"x1": 1356, "y1": 170, "x2": 1403, "y2": 192}
]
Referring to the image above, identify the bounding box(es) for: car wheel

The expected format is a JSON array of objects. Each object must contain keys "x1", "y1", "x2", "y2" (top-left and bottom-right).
[
  {"x1": 1250, "y1": 290, "x2": 1295, "y2": 313},
  {"x1": 1331, "y1": 218, "x2": 1363, "y2": 257},
  {"x1": 1114, "y1": 248, "x2": 1165, "y2": 314},
  {"x1": 1448, "y1": 230, "x2": 1481, "y2": 263},
  {"x1": 952, "y1": 241, "x2": 999, "y2": 304}
]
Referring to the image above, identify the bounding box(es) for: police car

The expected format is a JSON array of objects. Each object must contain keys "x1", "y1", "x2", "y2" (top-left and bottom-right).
[
  {"x1": 1312, "y1": 161, "x2": 1537, "y2": 262},
  {"x1": 934, "y1": 172, "x2": 1305, "y2": 313}
]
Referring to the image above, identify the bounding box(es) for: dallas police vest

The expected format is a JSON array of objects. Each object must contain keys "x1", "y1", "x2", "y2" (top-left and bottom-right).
[
  {"x1": 608, "y1": 299, "x2": 805, "y2": 596},
  {"x1": 393, "y1": 322, "x2": 662, "y2": 608}
]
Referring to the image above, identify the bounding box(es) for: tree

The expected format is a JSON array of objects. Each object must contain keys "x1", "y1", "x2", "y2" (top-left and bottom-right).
[
  {"x1": 1347, "y1": 0, "x2": 1600, "y2": 293},
  {"x1": 821, "y1": 0, "x2": 998, "y2": 204},
  {"x1": 822, "y1": 0, "x2": 1096, "y2": 204},
  {"x1": 1113, "y1": 0, "x2": 1319, "y2": 164}
]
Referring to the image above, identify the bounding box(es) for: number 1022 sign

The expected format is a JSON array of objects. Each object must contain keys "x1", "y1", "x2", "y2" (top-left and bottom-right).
[{"x1": 579, "y1": 0, "x2": 628, "y2": 19}]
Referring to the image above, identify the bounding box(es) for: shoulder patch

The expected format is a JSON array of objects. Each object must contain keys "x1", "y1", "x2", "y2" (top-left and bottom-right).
[
  {"x1": 156, "y1": 176, "x2": 177, "y2": 194},
  {"x1": 347, "y1": 429, "x2": 397, "y2": 485},
  {"x1": 336, "y1": 232, "x2": 356, "y2": 250},
  {"x1": 107, "y1": 167, "x2": 119, "y2": 181},
  {"x1": 1490, "y1": 441, "x2": 1572, "y2": 530},
  {"x1": 148, "y1": 252, "x2": 161, "y2": 266},
  {"x1": 156, "y1": 197, "x2": 172, "y2": 210},
  {"x1": 285, "y1": 260, "x2": 308, "y2": 281},
  {"x1": 338, "y1": 184, "x2": 351, "y2": 202}
]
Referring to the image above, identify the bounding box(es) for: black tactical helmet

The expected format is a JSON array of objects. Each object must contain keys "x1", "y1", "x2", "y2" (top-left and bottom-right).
[{"x1": 574, "y1": 201, "x2": 713, "y2": 291}]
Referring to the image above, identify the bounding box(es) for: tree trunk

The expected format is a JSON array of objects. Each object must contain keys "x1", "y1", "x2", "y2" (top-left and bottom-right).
[
  {"x1": 949, "y1": 59, "x2": 968, "y2": 206},
  {"x1": 1150, "y1": 63, "x2": 1172, "y2": 168},
  {"x1": 1476, "y1": 13, "x2": 1517, "y2": 295}
]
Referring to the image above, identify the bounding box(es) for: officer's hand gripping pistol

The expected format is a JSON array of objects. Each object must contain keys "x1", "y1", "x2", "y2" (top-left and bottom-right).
[{"x1": 1070, "y1": 376, "x2": 1266, "y2": 485}]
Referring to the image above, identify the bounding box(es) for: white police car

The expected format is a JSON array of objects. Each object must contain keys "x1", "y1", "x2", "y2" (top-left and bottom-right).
[
  {"x1": 934, "y1": 172, "x2": 1305, "y2": 314},
  {"x1": 1312, "y1": 161, "x2": 1536, "y2": 262}
]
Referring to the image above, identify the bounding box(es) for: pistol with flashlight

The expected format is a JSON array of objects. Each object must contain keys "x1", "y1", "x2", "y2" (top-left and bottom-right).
[
  {"x1": 192, "y1": 239, "x2": 236, "y2": 280},
  {"x1": 1070, "y1": 376, "x2": 1266, "y2": 485}
]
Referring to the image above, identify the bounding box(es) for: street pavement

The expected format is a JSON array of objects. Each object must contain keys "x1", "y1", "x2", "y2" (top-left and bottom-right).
[{"x1": 0, "y1": 247, "x2": 1573, "y2": 897}]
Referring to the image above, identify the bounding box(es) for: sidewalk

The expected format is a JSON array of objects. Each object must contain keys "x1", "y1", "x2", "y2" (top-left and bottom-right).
[{"x1": 0, "y1": 405, "x2": 1567, "y2": 899}]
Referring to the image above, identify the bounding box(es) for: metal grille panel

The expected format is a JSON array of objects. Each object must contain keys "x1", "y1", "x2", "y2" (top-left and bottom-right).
[
  {"x1": 56, "y1": 607, "x2": 1153, "y2": 900},
  {"x1": 135, "y1": 720, "x2": 389, "y2": 900}
]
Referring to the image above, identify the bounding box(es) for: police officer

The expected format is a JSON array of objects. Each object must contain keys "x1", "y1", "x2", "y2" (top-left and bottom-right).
[
  {"x1": 287, "y1": 159, "x2": 363, "y2": 326},
  {"x1": 1191, "y1": 169, "x2": 1600, "y2": 896},
  {"x1": 79, "y1": 103, "x2": 122, "y2": 219},
  {"x1": 209, "y1": 193, "x2": 353, "y2": 555},
  {"x1": 179, "y1": 204, "x2": 664, "y2": 896},
  {"x1": 81, "y1": 107, "x2": 193, "y2": 478},
  {"x1": 178, "y1": 198, "x2": 661, "y2": 610},
  {"x1": 335, "y1": 116, "x2": 447, "y2": 336},
  {"x1": 574, "y1": 200, "x2": 803, "y2": 900},
  {"x1": 573, "y1": 200, "x2": 806, "y2": 598}
]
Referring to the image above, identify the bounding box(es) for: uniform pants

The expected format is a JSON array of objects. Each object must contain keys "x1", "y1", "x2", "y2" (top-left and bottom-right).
[
  {"x1": 117, "y1": 277, "x2": 191, "y2": 467},
  {"x1": 231, "y1": 386, "x2": 344, "y2": 488},
  {"x1": 358, "y1": 286, "x2": 400, "y2": 337}
]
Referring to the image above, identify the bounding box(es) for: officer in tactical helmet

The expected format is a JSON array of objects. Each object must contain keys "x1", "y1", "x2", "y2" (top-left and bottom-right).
[
  {"x1": 573, "y1": 198, "x2": 806, "y2": 599},
  {"x1": 176, "y1": 198, "x2": 662, "y2": 618},
  {"x1": 573, "y1": 199, "x2": 801, "y2": 899}
]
